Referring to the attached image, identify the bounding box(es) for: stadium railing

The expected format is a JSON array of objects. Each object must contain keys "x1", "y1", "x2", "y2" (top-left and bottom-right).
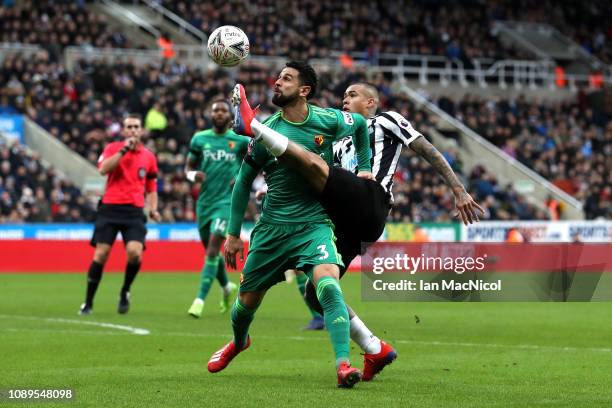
[
  {"x1": 138, "y1": 0, "x2": 207, "y2": 44},
  {"x1": 0, "y1": 43, "x2": 42, "y2": 63},
  {"x1": 495, "y1": 21, "x2": 611, "y2": 73},
  {"x1": 334, "y1": 51, "x2": 610, "y2": 90},
  {"x1": 64, "y1": 45, "x2": 209, "y2": 72},
  {"x1": 100, "y1": 0, "x2": 162, "y2": 39}
]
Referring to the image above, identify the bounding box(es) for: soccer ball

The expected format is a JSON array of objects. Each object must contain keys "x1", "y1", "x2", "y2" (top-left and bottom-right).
[{"x1": 207, "y1": 25, "x2": 250, "y2": 67}]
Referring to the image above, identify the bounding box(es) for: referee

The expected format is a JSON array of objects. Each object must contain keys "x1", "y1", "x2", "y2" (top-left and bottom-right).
[{"x1": 78, "y1": 114, "x2": 161, "y2": 315}]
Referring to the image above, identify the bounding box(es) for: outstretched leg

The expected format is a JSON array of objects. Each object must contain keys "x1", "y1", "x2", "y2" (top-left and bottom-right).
[{"x1": 232, "y1": 83, "x2": 329, "y2": 193}]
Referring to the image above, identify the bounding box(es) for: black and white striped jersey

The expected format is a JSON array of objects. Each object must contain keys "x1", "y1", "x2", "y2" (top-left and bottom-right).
[{"x1": 332, "y1": 111, "x2": 423, "y2": 194}]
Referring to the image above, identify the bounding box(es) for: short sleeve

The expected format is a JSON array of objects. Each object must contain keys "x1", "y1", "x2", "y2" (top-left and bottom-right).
[
  {"x1": 98, "y1": 142, "x2": 121, "y2": 169},
  {"x1": 333, "y1": 110, "x2": 367, "y2": 140},
  {"x1": 188, "y1": 134, "x2": 202, "y2": 162}
]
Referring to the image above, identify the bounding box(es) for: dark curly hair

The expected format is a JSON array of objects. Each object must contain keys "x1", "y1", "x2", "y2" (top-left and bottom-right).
[{"x1": 285, "y1": 60, "x2": 318, "y2": 100}]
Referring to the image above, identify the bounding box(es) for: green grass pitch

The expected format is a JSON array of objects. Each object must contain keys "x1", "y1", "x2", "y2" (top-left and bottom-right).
[{"x1": 1, "y1": 272, "x2": 611, "y2": 407}]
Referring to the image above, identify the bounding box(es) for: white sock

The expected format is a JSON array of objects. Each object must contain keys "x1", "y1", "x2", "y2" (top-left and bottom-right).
[
  {"x1": 222, "y1": 282, "x2": 234, "y2": 295},
  {"x1": 350, "y1": 315, "x2": 381, "y2": 354},
  {"x1": 251, "y1": 119, "x2": 288, "y2": 157}
]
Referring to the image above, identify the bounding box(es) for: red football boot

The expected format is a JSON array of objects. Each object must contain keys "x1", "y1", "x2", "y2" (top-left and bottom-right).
[
  {"x1": 362, "y1": 340, "x2": 397, "y2": 381},
  {"x1": 207, "y1": 336, "x2": 251, "y2": 373},
  {"x1": 337, "y1": 361, "x2": 362, "y2": 388},
  {"x1": 231, "y1": 84, "x2": 258, "y2": 137}
]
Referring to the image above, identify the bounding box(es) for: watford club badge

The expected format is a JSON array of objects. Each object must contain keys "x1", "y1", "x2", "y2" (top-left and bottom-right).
[
  {"x1": 314, "y1": 135, "x2": 324, "y2": 146},
  {"x1": 228, "y1": 141, "x2": 236, "y2": 149}
]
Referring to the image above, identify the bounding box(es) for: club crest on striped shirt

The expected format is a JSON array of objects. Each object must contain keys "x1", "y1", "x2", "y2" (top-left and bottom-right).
[{"x1": 314, "y1": 135, "x2": 324, "y2": 146}]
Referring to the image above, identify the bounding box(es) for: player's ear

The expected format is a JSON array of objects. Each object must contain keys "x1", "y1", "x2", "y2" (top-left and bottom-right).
[{"x1": 300, "y1": 85, "x2": 311, "y2": 98}]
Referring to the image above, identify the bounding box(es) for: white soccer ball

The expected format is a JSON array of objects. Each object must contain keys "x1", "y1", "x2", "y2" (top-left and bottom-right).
[{"x1": 207, "y1": 25, "x2": 250, "y2": 67}]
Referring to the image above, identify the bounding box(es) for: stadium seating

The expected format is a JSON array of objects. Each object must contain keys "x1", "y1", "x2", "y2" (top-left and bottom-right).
[
  {"x1": 160, "y1": 0, "x2": 609, "y2": 63},
  {"x1": 0, "y1": 1, "x2": 135, "y2": 61},
  {"x1": 436, "y1": 93, "x2": 611, "y2": 220},
  {"x1": 0, "y1": 138, "x2": 96, "y2": 223},
  {"x1": 1, "y1": 51, "x2": 554, "y2": 222},
  {"x1": 2, "y1": 0, "x2": 610, "y2": 223}
]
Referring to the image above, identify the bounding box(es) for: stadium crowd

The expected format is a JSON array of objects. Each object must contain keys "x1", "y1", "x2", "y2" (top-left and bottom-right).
[
  {"x1": 0, "y1": 51, "x2": 554, "y2": 223},
  {"x1": 436, "y1": 93, "x2": 611, "y2": 220},
  {"x1": 0, "y1": 0, "x2": 134, "y2": 61},
  {"x1": 0, "y1": 137, "x2": 96, "y2": 223},
  {"x1": 161, "y1": 0, "x2": 609, "y2": 63}
]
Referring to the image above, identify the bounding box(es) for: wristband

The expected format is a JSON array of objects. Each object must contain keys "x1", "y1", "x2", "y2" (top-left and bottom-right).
[{"x1": 186, "y1": 171, "x2": 198, "y2": 182}]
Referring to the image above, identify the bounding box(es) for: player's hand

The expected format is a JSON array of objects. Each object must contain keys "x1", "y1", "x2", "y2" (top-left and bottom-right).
[
  {"x1": 195, "y1": 171, "x2": 206, "y2": 183},
  {"x1": 224, "y1": 234, "x2": 244, "y2": 270},
  {"x1": 453, "y1": 188, "x2": 485, "y2": 225},
  {"x1": 149, "y1": 209, "x2": 162, "y2": 222},
  {"x1": 125, "y1": 137, "x2": 137, "y2": 150},
  {"x1": 255, "y1": 188, "x2": 267, "y2": 200},
  {"x1": 357, "y1": 171, "x2": 375, "y2": 181}
]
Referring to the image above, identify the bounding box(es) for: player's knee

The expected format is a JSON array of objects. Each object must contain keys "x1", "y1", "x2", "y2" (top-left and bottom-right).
[
  {"x1": 207, "y1": 235, "x2": 223, "y2": 257},
  {"x1": 313, "y1": 263, "x2": 339, "y2": 281},
  {"x1": 239, "y1": 291, "x2": 265, "y2": 310},
  {"x1": 93, "y1": 249, "x2": 110, "y2": 264},
  {"x1": 126, "y1": 248, "x2": 142, "y2": 264}
]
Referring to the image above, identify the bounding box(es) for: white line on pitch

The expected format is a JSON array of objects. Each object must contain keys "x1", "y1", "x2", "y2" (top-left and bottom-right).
[
  {"x1": 162, "y1": 331, "x2": 612, "y2": 353},
  {"x1": 0, "y1": 314, "x2": 150, "y2": 335},
  {"x1": 2, "y1": 327, "x2": 125, "y2": 336}
]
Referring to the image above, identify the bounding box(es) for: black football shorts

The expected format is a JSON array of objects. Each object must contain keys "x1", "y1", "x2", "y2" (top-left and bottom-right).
[
  {"x1": 319, "y1": 166, "x2": 390, "y2": 275},
  {"x1": 90, "y1": 204, "x2": 147, "y2": 248}
]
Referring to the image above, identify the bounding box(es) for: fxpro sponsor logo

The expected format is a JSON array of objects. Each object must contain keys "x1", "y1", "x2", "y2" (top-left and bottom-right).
[{"x1": 202, "y1": 150, "x2": 237, "y2": 162}]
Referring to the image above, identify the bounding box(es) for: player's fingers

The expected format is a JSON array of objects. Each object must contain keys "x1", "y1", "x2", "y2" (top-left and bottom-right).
[
  {"x1": 459, "y1": 205, "x2": 471, "y2": 225},
  {"x1": 225, "y1": 250, "x2": 234, "y2": 269},
  {"x1": 469, "y1": 203, "x2": 480, "y2": 222},
  {"x1": 473, "y1": 201, "x2": 486, "y2": 215}
]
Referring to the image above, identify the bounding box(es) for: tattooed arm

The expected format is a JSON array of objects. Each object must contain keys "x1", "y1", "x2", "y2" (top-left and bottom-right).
[{"x1": 409, "y1": 136, "x2": 484, "y2": 224}]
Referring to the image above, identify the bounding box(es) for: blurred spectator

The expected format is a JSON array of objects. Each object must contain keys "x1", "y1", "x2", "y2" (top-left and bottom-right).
[
  {"x1": 0, "y1": 54, "x2": 581, "y2": 223},
  {"x1": 438, "y1": 93, "x2": 611, "y2": 220},
  {"x1": 0, "y1": 137, "x2": 96, "y2": 223},
  {"x1": 0, "y1": 0, "x2": 135, "y2": 61}
]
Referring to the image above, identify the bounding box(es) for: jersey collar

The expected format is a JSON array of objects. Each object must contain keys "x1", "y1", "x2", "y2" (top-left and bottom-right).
[{"x1": 280, "y1": 104, "x2": 311, "y2": 125}]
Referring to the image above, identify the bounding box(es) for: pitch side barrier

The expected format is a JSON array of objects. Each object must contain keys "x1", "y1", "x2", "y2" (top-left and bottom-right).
[{"x1": 1, "y1": 222, "x2": 609, "y2": 274}]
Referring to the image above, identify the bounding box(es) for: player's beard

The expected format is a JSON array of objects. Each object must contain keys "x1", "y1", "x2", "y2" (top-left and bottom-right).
[
  {"x1": 212, "y1": 117, "x2": 231, "y2": 132},
  {"x1": 272, "y1": 89, "x2": 299, "y2": 107}
]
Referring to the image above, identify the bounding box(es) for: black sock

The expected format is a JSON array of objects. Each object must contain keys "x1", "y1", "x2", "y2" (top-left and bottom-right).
[
  {"x1": 121, "y1": 260, "x2": 141, "y2": 293},
  {"x1": 85, "y1": 261, "x2": 104, "y2": 306}
]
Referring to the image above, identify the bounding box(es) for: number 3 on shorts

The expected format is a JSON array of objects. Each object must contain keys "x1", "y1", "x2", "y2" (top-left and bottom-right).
[{"x1": 317, "y1": 244, "x2": 329, "y2": 260}]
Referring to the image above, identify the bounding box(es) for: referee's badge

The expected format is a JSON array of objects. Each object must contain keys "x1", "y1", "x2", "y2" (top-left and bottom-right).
[
  {"x1": 314, "y1": 135, "x2": 324, "y2": 146},
  {"x1": 138, "y1": 167, "x2": 146, "y2": 179}
]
